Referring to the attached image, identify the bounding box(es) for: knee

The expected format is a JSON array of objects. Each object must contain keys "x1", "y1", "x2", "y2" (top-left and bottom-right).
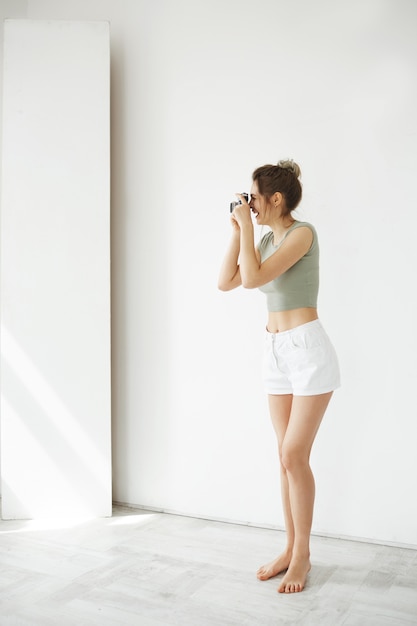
[{"x1": 280, "y1": 444, "x2": 308, "y2": 473}]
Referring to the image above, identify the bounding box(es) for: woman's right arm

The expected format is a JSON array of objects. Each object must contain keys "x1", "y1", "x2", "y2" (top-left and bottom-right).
[{"x1": 218, "y1": 230, "x2": 242, "y2": 291}]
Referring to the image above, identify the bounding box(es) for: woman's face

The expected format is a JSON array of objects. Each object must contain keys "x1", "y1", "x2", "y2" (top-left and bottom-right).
[{"x1": 249, "y1": 181, "x2": 274, "y2": 225}]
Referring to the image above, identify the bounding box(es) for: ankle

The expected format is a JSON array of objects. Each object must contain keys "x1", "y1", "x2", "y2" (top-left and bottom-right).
[
  {"x1": 291, "y1": 547, "x2": 310, "y2": 561},
  {"x1": 283, "y1": 545, "x2": 294, "y2": 558}
]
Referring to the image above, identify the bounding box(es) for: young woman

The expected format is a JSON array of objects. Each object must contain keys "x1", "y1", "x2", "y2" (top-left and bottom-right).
[{"x1": 218, "y1": 160, "x2": 340, "y2": 594}]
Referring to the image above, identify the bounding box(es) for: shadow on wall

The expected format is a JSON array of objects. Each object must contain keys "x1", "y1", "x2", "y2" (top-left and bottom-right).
[{"x1": 0, "y1": 325, "x2": 110, "y2": 520}]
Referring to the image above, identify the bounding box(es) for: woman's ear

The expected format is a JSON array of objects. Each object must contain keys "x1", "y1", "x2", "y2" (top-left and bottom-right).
[{"x1": 273, "y1": 192, "x2": 283, "y2": 207}]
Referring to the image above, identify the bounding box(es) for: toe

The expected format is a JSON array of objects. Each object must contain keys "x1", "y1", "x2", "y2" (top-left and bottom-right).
[{"x1": 256, "y1": 567, "x2": 266, "y2": 579}]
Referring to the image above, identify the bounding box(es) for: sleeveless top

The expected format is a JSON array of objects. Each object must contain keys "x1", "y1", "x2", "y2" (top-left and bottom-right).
[{"x1": 257, "y1": 221, "x2": 319, "y2": 312}]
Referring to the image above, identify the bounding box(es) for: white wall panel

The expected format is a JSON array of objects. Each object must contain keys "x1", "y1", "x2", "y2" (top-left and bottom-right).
[{"x1": 0, "y1": 20, "x2": 111, "y2": 518}]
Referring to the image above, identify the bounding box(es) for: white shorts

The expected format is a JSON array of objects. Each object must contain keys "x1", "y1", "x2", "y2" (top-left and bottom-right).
[{"x1": 262, "y1": 319, "x2": 341, "y2": 396}]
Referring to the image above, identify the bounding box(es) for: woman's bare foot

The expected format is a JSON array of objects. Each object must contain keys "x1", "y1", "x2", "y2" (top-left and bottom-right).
[
  {"x1": 277, "y1": 555, "x2": 311, "y2": 593},
  {"x1": 256, "y1": 550, "x2": 292, "y2": 581}
]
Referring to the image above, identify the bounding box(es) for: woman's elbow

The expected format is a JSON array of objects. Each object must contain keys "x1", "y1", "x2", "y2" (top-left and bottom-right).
[
  {"x1": 241, "y1": 277, "x2": 258, "y2": 289},
  {"x1": 218, "y1": 280, "x2": 232, "y2": 291}
]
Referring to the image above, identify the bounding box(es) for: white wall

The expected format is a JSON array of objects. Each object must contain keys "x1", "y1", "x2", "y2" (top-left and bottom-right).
[
  {"x1": 0, "y1": 18, "x2": 111, "y2": 518},
  {"x1": 1, "y1": 0, "x2": 416, "y2": 545}
]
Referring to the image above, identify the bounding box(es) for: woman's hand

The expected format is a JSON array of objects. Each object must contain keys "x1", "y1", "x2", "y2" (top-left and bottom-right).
[
  {"x1": 230, "y1": 212, "x2": 241, "y2": 232},
  {"x1": 232, "y1": 194, "x2": 252, "y2": 228}
]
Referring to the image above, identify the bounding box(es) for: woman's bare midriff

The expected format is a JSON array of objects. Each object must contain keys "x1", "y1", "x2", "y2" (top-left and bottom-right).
[{"x1": 267, "y1": 307, "x2": 318, "y2": 333}]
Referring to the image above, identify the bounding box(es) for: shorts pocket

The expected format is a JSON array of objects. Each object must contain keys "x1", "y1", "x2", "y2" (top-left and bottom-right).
[{"x1": 290, "y1": 330, "x2": 324, "y2": 350}]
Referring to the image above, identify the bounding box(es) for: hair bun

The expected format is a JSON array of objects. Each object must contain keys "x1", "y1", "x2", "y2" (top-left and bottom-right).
[{"x1": 277, "y1": 159, "x2": 301, "y2": 179}]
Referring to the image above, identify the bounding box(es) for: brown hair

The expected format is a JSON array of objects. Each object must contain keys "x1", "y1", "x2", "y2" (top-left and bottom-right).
[{"x1": 252, "y1": 159, "x2": 302, "y2": 215}]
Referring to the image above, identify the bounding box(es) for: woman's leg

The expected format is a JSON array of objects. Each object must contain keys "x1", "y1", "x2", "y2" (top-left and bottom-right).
[
  {"x1": 257, "y1": 393, "x2": 294, "y2": 581},
  {"x1": 257, "y1": 392, "x2": 333, "y2": 592},
  {"x1": 278, "y1": 392, "x2": 333, "y2": 593}
]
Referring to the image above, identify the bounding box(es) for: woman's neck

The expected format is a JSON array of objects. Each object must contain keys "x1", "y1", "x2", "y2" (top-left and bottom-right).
[{"x1": 270, "y1": 216, "x2": 296, "y2": 242}]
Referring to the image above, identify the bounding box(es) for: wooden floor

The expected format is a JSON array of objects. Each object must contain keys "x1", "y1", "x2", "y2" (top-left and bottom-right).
[{"x1": 0, "y1": 505, "x2": 416, "y2": 625}]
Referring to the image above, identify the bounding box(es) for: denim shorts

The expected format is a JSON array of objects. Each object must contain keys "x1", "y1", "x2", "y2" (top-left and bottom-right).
[{"x1": 262, "y1": 319, "x2": 341, "y2": 396}]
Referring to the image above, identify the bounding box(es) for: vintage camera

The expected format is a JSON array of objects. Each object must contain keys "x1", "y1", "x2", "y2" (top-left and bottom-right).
[{"x1": 230, "y1": 192, "x2": 249, "y2": 213}]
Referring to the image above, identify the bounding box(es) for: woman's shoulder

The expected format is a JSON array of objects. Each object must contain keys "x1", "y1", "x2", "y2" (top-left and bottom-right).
[
  {"x1": 290, "y1": 221, "x2": 319, "y2": 252},
  {"x1": 290, "y1": 221, "x2": 318, "y2": 241}
]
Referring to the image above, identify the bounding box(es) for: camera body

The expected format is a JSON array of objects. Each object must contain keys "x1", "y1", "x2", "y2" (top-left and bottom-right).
[{"x1": 230, "y1": 192, "x2": 249, "y2": 213}]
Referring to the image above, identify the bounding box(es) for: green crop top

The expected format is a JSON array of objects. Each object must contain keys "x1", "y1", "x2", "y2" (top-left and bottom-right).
[{"x1": 257, "y1": 221, "x2": 319, "y2": 312}]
